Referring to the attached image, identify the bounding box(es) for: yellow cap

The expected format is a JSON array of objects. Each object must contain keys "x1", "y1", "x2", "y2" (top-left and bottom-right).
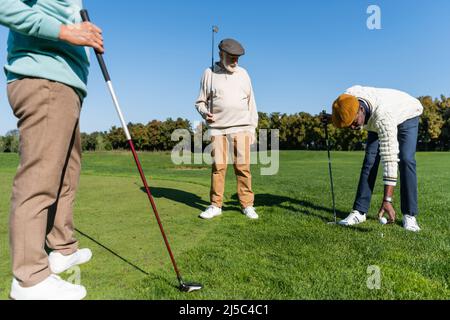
[{"x1": 332, "y1": 94, "x2": 359, "y2": 128}]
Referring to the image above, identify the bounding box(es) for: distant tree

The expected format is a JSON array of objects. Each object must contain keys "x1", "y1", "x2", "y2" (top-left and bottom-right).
[
  {"x1": 159, "y1": 118, "x2": 192, "y2": 151},
  {"x1": 2, "y1": 130, "x2": 20, "y2": 153},
  {"x1": 146, "y1": 120, "x2": 163, "y2": 150},
  {"x1": 81, "y1": 132, "x2": 98, "y2": 151},
  {"x1": 95, "y1": 133, "x2": 109, "y2": 151},
  {"x1": 67, "y1": 95, "x2": 449, "y2": 153},
  {"x1": 418, "y1": 96, "x2": 443, "y2": 151},
  {"x1": 436, "y1": 95, "x2": 450, "y2": 151},
  {"x1": 130, "y1": 123, "x2": 150, "y2": 151},
  {"x1": 106, "y1": 126, "x2": 127, "y2": 150}
]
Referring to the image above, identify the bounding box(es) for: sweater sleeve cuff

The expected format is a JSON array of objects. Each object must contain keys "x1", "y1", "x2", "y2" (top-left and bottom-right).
[
  {"x1": 39, "y1": 17, "x2": 62, "y2": 41},
  {"x1": 383, "y1": 177, "x2": 398, "y2": 187},
  {"x1": 196, "y1": 104, "x2": 210, "y2": 118}
]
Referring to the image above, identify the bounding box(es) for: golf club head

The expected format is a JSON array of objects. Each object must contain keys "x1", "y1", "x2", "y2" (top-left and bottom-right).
[
  {"x1": 179, "y1": 281, "x2": 203, "y2": 293},
  {"x1": 212, "y1": 26, "x2": 219, "y2": 33}
]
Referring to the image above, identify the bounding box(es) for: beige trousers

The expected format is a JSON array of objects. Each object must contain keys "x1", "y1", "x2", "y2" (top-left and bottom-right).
[
  {"x1": 7, "y1": 78, "x2": 82, "y2": 287},
  {"x1": 210, "y1": 132, "x2": 254, "y2": 209}
]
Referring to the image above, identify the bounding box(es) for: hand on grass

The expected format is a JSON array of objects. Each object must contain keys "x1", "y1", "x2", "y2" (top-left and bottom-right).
[
  {"x1": 59, "y1": 22, "x2": 104, "y2": 53},
  {"x1": 378, "y1": 202, "x2": 396, "y2": 224}
]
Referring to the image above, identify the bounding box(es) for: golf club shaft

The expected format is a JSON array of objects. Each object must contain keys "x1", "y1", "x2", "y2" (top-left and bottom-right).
[
  {"x1": 209, "y1": 26, "x2": 217, "y2": 113},
  {"x1": 324, "y1": 123, "x2": 337, "y2": 222},
  {"x1": 80, "y1": 9, "x2": 183, "y2": 283},
  {"x1": 211, "y1": 26, "x2": 215, "y2": 75}
]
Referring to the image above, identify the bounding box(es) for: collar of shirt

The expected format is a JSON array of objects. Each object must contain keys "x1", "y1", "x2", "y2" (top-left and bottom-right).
[{"x1": 359, "y1": 98, "x2": 372, "y2": 125}]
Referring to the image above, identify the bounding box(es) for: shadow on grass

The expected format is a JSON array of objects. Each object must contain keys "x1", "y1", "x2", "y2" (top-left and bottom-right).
[
  {"x1": 142, "y1": 186, "x2": 210, "y2": 211},
  {"x1": 75, "y1": 228, "x2": 150, "y2": 276},
  {"x1": 139, "y1": 186, "x2": 374, "y2": 233},
  {"x1": 229, "y1": 194, "x2": 371, "y2": 232},
  {"x1": 75, "y1": 229, "x2": 182, "y2": 291},
  {"x1": 228, "y1": 193, "x2": 354, "y2": 224}
]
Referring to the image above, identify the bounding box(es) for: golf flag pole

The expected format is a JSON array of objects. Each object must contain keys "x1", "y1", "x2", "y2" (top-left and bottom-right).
[
  {"x1": 322, "y1": 110, "x2": 337, "y2": 224},
  {"x1": 80, "y1": 9, "x2": 202, "y2": 293}
]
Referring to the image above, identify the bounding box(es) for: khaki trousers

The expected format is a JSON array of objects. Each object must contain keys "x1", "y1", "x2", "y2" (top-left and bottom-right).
[
  {"x1": 210, "y1": 132, "x2": 254, "y2": 208},
  {"x1": 7, "y1": 78, "x2": 82, "y2": 287}
]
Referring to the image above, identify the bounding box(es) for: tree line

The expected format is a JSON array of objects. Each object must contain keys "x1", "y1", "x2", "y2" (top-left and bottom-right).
[{"x1": 1, "y1": 95, "x2": 449, "y2": 153}]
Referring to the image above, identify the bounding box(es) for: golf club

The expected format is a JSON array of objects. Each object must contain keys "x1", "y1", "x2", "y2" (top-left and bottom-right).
[
  {"x1": 321, "y1": 111, "x2": 338, "y2": 224},
  {"x1": 80, "y1": 9, "x2": 202, "y2": 293},
  {"x1": 210, "y1": 26, "x2": 219, "y2": 113}
]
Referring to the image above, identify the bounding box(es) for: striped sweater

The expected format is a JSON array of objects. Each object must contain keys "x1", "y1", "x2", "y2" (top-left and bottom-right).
[{"x1": 345, "y1": 86, "x2": 424, "y2": 186}]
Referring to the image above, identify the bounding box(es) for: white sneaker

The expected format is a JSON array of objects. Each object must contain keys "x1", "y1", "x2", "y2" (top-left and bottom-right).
[
  {"x1": 49, "y1": 249, "x2": 92, "y2": 274},
  {"x1": 10, "y1": 274, "x2": 86, "y2": 300},
  {"x1": 403, "y1": 215, "x2": 421, "y2": 232},
  {"x1": 339, "y1": 210, "x2": 367, "y2": 226},
  {"x1": 242, "y1": 206, "x2": 259, "y2": 220},
  {"x1": 199, "y1": 206, "x2": 222, "y2": 220}
]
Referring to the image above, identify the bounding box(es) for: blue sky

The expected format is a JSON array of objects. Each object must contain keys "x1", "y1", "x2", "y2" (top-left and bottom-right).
[{"x1": 1, "y1": 0, "x2": 450, "y2": 135}]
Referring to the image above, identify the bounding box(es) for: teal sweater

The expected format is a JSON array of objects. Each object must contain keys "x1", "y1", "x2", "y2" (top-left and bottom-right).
[{"x1": 0, "y1": 0, "x2": 89, "y2": 99}]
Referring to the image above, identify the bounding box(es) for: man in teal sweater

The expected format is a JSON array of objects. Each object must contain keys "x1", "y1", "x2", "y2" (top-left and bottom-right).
[{"x1": 1, "y1": 0, "x2": 103, "y2": 300}]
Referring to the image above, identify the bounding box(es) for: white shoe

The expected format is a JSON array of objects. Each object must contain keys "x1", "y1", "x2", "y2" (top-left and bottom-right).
[
  {"x1": 199, "y1": 206, "x2": 222, "y2": 220},
  {"x1": 49, "y1": 249, "x2": 92, "y2": 274},
  {"x1": 243, "y1": 206, "x2": 259, "y2": 220},
  {"x1": 403, "y1": 215, "x2": 421, "y2": 232},
  {"x1": 339, "y1": 210, "x2": 367, "y2": 226},
  {"x1": 10, "y1": 274, "x2": 86, "y2": 300}
]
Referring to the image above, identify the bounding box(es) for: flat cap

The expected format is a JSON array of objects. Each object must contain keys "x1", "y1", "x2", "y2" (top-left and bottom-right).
[
  {"x1": 332, "y1": 94, "x2": 359, "y2": 128},
  {"x1": 219, "y1": 38, "x2": 245, "y2": 56}
]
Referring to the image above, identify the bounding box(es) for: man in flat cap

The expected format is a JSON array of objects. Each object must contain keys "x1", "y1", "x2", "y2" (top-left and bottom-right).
[
  {"x1": 195, "y1": 38, "x2": 259, "y2": 220},
  {"x1": 330, "y1": 86, "x2": 423, "y2": 232}
]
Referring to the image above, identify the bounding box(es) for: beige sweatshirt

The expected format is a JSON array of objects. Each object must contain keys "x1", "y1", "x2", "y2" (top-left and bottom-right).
[{"x1": 195, "y1": 63, "x2": 259, "y2": 136}]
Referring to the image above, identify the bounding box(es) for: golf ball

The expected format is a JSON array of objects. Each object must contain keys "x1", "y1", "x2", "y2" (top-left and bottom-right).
[{"x1": 379, "y1": 217, "x2": 388, "y2": 225}]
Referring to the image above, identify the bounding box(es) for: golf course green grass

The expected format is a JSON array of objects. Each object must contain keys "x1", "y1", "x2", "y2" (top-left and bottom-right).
[{"x1": 0, "y1": 151, "x2": 448, "y2": 300}]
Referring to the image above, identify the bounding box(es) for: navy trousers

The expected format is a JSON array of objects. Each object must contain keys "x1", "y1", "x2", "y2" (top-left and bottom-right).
[{"x1": 353, "y1": 117, "x2": 419, "y2": 216}]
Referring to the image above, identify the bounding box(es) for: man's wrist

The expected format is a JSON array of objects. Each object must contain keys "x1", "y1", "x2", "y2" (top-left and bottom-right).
[
  {"x1": 383, "y1": 197, "x2": 393, "y2": 204},
  {"x1": 58, "y1": 24, "x2": 67, "y2": 41}
]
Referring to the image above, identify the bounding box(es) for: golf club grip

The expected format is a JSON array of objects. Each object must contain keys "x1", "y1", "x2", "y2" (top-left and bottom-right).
[{"x1": 79, "y1": 9, "x2": 111, "y2": 82}]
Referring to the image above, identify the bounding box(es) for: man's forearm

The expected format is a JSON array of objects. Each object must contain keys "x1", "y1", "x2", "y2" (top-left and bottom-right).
[
  {"x1": 384, "y1": 185, "x2": 395, "y2": 201},
  {"x1": 0, "y1": 0, "x2": 61, "y2": 40}
]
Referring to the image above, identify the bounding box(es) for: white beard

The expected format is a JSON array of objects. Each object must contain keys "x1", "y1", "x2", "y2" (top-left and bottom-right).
[{"x1": 224, "y1": 63, "x2": 237, "y2": 73}]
